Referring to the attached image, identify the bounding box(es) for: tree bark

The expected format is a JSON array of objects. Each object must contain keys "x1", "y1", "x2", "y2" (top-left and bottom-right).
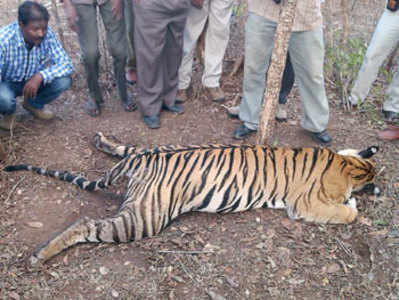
[
  {"x1": 0, "y1": 142, "x2": 6, "y2": 162},
  {"x1": 257, "y1": 0, "x2": 297, "y2": 145},
  {"x1": 50, "y1": 0, "x2": 66, "y2": 48},
  {"x1": 340, "y1": 0, "x2": 349, "y2": 44}
]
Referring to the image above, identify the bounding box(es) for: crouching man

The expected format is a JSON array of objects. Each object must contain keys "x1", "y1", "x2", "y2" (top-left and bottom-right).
[{"x1": 0, "y1": 1, "x2": 73, "y2": 130}]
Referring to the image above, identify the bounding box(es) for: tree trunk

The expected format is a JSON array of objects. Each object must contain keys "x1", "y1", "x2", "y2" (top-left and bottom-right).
[
  {"x1": 0, "y1": 142, "x2": 6, "y2": 162},
  {"x1": 340, "y1": 0, "x2": 349, "y2": 44},
  {"x1": 50, "y1": 0, "x2": 65, "y2": 48},
  {"x1": 257, "y1": 0, "x2": 297, "y2": 145}
]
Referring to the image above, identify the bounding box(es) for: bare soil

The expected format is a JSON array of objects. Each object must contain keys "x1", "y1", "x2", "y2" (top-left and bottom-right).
[{"x1": 1, "y1": 4, "x2": 399, "y2": 300}]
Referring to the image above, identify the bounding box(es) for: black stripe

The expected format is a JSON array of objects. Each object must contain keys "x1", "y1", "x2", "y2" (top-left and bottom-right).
[
  {"x1": 292, "y1": 148, "x2": 300, "y2": 180},
  {"x1": 302, "y1": 152, "x2": 308, "y2": 178},
  {"x1": 305, "y1": 149, "x2": 319, "y2": 182},
  {"x1": 111, "y1": 221, "x2": 120, "y2": 243},
  {"x1": 197, "y1": 185, "x2": 216, "y2": 210},
  {"x1": 96, "y1": 221, "x2": 103, "y2": 242},
  {"x1": 167, "y1": 154, "x2": 181, "y2": 186},
  {"x1": 218, "y1": 180, "x2": 234, "y2": 211},
  {"x1": 121, "y1": 213, "x2": 130, "y2": 242},
  {"x1": 182, "y1": 154, "x2": 199, "y2": 188}
]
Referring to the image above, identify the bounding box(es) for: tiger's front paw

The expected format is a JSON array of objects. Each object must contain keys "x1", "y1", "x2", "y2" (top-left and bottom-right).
[
  {"x1": 93, "y1": 132, "x2": 105, "y2": 148},
  {"x1": 346, "y1": 197, "x2": 357, "y2": 211}
]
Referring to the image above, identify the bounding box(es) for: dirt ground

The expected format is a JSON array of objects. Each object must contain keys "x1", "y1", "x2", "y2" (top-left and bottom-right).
[{"x1": 1, "y1": 3, "x2": 399, "y2": 300}]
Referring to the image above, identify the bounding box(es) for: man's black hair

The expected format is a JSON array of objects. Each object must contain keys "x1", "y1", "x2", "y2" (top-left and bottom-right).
[{"x1": 18, "y1": 1, "x2": 50, "y2": 25}]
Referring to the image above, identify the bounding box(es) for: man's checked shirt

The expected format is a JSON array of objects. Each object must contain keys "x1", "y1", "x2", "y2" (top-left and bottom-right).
[{"x1": 0, "y1": 21, "x2": 73, "y2": 85}]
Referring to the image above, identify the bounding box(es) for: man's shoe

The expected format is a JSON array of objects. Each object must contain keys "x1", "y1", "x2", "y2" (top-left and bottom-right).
[
  {"x1": 308, "y1": 130, "x2": 332, "y2": 144},
  {"x1": 143, "y1": 115, "x2": 160, "y2": 129},
  {"x1": 0, "y1": 114, "x2": 15, "y2": 131},
  {"x1": 227, "y1": 105, "x2": 287, "y2": 122},
  {"x1": 176, "y1": 87, "x2": 191, "y2": 103},
  {"x1": 382, "y1": 110, "x2": 399, "y2": 122},
  {"x1": 162, "y1": 104, "x2": 184, "y2": 114},
  {"x1": 23, "y1": 101, "x2": 55, "y2": 120},
  {"x1": 204, "y1": 86, "x2": 225, "y2": 103},
  {"x1": 226, "y1": 105, "x2": 239, "y2": 119},
  {"x1": 233, "y1": 124, "x2": 256, "y2": 140},
  {"x1": 122, "y1": 96, "x2": 137, "y2": 112},
  {"x1": 276, "y1": 105, "x2": 287, "y2": 122}
]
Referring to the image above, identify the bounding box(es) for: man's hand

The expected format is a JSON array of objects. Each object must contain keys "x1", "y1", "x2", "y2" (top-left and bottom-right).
[
  {"x1": 110, "y1": 0, "x2": 123, "y2": 20},
  {"x1": 64, "y1": 4, "x2": 79, "y2": 33},
  {"x1": 23, "y1": 73, "x2": 43, "y2": 100},
  {"x1": 191, "y1": 0, "x2": 204, "y2": 9}
]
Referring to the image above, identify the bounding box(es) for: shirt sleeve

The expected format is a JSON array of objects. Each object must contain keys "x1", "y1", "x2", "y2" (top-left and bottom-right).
[
  {"x1": 0, "y1": 44, "x2": 4, "y2": 82},
  {"x1": 39, "y1": 29, "x2": 74, "y2": 85}
]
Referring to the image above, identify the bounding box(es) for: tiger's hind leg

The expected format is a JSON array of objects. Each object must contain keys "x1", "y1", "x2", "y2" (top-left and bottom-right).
[
  {"x1": 29, "y1": 210, "x2": 137, "y2": 266},
  {"x1": 93, "y1": 132, "x2": 136, "y2": 159}
]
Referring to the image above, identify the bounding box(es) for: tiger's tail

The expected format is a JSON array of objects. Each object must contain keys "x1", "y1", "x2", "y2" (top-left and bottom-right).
[{"x1": 4, "y1": 164, "x2": 106, "y2": 191}]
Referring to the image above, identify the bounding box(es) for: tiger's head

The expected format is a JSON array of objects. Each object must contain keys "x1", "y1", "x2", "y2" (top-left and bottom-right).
[{"x1": 337, "y1": 146, "x2": 381, "y2": 196}]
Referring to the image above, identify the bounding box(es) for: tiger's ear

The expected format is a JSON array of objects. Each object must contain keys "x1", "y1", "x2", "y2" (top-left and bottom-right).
[{"x1": 358, "y1": 146, "x2": 379, "y2": 159}]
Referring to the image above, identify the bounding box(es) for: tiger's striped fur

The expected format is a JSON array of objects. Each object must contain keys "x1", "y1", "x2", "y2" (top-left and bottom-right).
[{"x1": 4, "y1": 132, "x2": 380, "y2": 266}]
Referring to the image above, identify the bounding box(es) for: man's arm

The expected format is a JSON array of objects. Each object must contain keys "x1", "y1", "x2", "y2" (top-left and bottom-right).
[{"x1": 39, "y1": 28, "x2": 74, "y2": 85}]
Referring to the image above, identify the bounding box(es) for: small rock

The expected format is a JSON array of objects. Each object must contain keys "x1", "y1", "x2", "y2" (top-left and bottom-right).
[
  {"x1": 99, "y1": 266, "x2": 109, "y2": 275},
  {"x1": 111, "y1": 289, "x2": 119, "y2": 298},
  {"x1": 255, "y1": 243, "x2": 266, "y2": 249}
]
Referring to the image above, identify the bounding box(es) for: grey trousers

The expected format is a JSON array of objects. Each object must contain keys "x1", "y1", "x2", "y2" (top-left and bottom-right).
[
  {"x1": 134, "y1": 0, "x2": 189, "y2": 117},
  {"x1": 75, "y1": 2, "x2": 128, "y2": 103},
  {"x1": 124, "y1": 0, "x2": 136, "y2": 71},
  {"x1": 350, "y1": 9, "x2": 399, "y2": 113},
  {"x1": 239, "y1": 13, "x2": 329, "y2": 133}
]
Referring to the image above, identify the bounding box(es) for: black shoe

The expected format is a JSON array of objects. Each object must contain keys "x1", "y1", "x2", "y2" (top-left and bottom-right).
[
  {"x1": 143, "y1": 115, "x2": 160, "y2": 129},
  {"x1": 162, "y1": 104, "x2": 184, "y2": 114},
  {"x1": 382, "y1": 110, "x2": 399, "y2": 122},
  {"x1": 308, "y1": 130, "x2": 332, "y2": 144},
  {"x1": 122, "y1": 96, "x2": 137, "y2": 112},
  {"x1": 233, "y1": 124, "x2": 256, "y2": 140}
]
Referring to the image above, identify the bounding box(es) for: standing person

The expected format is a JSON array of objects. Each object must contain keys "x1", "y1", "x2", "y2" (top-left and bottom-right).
[
  {"x1": 227, "y1": 54, "x2": 294, "y2": 122},
  {"x1": 62, "y1": 0, "x2": 136, "y2": 117},
  {"x1": 124, "y1": 0, "x2": 136, "y2": 85},
  {"x1": 134, "y1": 0, "x2": 189, "y2": 129},
  {"x1": 0, "y1": 1, "x2": 73, "y2": 130},
  {"x1": 349, "y1": 2, "x2": 399, "y2": 122},
  {"x1": 176, "y1": 0, "x2": 234, "y2": 103},
  {"x1": 232, "y1": 0, "x2": 332, "y2": 144}
]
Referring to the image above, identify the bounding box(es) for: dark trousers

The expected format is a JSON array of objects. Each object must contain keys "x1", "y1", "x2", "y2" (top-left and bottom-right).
[
  {"x1": 75, "y1": 2, "x2": 128, "y2": 104},
  {"x1": 134, "y1": 0, "x2": 189, "y2": 117},
  {"x1": 279, "y1": 54, "x2": 295, "y2": 104}
]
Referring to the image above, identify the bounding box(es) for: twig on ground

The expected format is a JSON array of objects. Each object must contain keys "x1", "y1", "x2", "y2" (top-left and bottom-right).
[
  {"x1": 5, "y1": 176, "x2": 25, "y2": 205},
  {"x1": 335, "y1": 238, "x2": 352, "y2": 257},
  {"x1": 158, "y1": 250, "x2": 214, "y2": 255}
]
